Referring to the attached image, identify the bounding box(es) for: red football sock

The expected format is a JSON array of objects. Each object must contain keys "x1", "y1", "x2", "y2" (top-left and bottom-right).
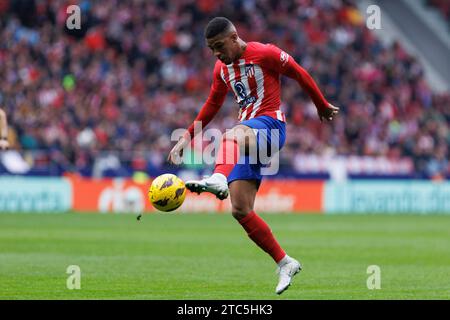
[
  {"x1": 238, "y1": 211, "x2": 286, "y2": 263},
  {"x1": 214, "y1": 138, "x2": 239, "y2": 177}
]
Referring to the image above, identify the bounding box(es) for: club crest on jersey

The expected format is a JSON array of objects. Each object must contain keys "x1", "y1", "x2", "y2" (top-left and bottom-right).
[{"x1": 245, "y1": 64, "x2": 255, "y2": 78}]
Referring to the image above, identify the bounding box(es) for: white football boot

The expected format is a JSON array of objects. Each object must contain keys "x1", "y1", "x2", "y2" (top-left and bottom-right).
[
  {"x1": 185, "y1": 173, "x2": 229, "y2": 200},
  {"x1": 275, "y1": 255, "x2": 302, "y2": 295}
]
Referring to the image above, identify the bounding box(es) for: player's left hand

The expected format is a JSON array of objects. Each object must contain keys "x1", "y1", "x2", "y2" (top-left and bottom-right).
[{"x1": 318, "y1": 103, "x2": 339, "y2": 122}]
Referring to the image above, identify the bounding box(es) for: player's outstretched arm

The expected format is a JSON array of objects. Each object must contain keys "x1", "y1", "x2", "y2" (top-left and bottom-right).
[
  {"x1": 263, "y1": 44, "x2": 339, "y2": 122},
  {"x1": 0, "y1": 108, "x2": 9, "y2": 150}
]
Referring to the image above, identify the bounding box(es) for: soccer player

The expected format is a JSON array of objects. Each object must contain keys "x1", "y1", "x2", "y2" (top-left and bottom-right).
[
  {"x1": 0, "y1": 108, "x2": 9, "y2": 150},
  {"x1": 168, "y1": 17, "x2": 339, "y2": 294}
]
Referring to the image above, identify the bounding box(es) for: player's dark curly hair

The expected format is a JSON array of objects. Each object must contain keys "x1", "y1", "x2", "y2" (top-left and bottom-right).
[{"x1": 204, "y1": 17, "x2": 232, "y2": 39}]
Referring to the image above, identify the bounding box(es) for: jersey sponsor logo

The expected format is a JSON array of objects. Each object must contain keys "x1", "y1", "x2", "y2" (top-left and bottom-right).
[
  {"x1": 245, "y1": 64, "x2": 255, "y2": 78},
  {"x1": 234, "y1": 81, "x2": 256, "y2": 109},
  {"x1": 280, "y1": 51, "x2": 289, "y2": 66}
]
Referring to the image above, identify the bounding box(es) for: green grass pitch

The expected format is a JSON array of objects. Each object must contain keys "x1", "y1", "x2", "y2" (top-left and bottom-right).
[{"x1": 0, "y1": 212, "x2": 449, "y2": 299}]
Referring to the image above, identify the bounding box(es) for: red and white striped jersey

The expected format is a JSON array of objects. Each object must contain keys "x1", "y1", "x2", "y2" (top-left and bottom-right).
[
  {"x1": 187, "y1": 41, "x2": 329, "y2": 138},
  {"x1": 211, "y1": 42, "x2": 289, "y2": 122}
]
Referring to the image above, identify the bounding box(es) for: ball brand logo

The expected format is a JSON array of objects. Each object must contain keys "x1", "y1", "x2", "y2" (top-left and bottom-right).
[
  {"x1": 98, "y1": 179, "x2": 144, "y2": 213},
  {"x1": 153, "y1": 198, "x2": 169, "y2": 207},
  {"x1": 160, "y1": 177, "x2": 174, "y2": 190},
  {"x1": 174, "y1": 187, "x2": 186, "y2": 200}
]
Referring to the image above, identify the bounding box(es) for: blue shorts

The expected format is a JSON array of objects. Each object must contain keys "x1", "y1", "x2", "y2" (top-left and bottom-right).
[{"x1": 228, "y1": 116, "x2": 286, "y2": 188}]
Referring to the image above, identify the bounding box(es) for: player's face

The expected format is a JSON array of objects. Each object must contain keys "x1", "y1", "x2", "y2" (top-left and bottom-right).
[{"x1": 207, "y1": 33, "x2": 238, "y2": 65}]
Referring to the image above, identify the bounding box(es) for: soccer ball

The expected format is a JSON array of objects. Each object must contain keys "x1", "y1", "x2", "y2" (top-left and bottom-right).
[{"x1": 148, "y1": 174, "x2": 186, "y2": 212}]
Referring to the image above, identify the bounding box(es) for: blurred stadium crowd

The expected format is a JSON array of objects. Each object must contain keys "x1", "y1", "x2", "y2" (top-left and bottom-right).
[{"x1": 0, "y1": 0, "x2": 448, "y2": 178}]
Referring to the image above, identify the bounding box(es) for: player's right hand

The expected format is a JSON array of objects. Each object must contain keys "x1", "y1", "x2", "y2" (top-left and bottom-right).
[{"x1": 167, "y1": 135, "x2": 189, "y2": 165}]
